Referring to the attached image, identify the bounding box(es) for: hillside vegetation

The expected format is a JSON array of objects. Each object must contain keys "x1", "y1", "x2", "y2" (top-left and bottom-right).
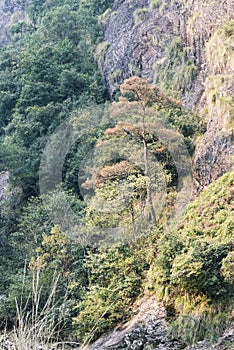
[
  {"x1": 148, "y1": 171, "x2": 234, "y2": 344},
  {"x1": 0, "y1": 0, "x2": 233, "y2": 349}
]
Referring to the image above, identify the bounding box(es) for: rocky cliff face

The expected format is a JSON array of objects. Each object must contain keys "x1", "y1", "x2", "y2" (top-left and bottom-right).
[
  {"x1": 103, "y1": 0, "x2": 233, "y2": 101},
  {"x1": 87, "y1": 297, "x2": 182, "y2": 350},
  {"x1": 192, "y1": 11, "x2": 234, "y2": 190},
  {"x1": 102, "y1": 0, "x2": 234, "y2": 191},
  {"x1": 97, "y1": 3, "x2": 234, "y2": 346},
  {"x1": 103, "y1": 0, "x2": 176, "y2": 98},
  {"x1": 193, "y1": 108, "x2": 234, "y2": 191}
]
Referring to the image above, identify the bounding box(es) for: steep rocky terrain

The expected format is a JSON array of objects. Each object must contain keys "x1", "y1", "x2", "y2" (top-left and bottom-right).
[
  {"x1": 85, "y1": 1, "x2": 234, "y2": 348},
  {"x1": 87, "y1": 297, "x2": 183, "y2": 350},
  {"x1": 103, "y1": 0, "x2": 234, "y2": 102},
  {"x1": 102, "y1": 0, "x2": 234, "y2": 191},
  {"x1": 0, "y1": 1, "x2": 233, "y2": 192},
  {"x1": 0, "y1": 1, "x2": 233, "y2": 350},
  {"x1": 103, "y1": 0, "x2": 176, "y2": 98},
  {"x1": 87, "y1": 297, "x2": 234, "y2": 350}
]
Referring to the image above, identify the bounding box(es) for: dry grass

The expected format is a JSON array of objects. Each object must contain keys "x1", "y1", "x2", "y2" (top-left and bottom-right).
[
  {"x1": 206, "y1": 23, "x2": 234, "y2": 74},
  {"x1": 0, "y1": 270, "x2": 79, "y2": 350}
]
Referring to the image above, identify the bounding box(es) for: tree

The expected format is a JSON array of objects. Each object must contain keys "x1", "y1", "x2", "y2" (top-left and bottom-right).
[
  {"x1": 79, "y1": 77, "x2": 181, "y2": 241},
  {"x1": 110, "y1": 76, "x2": 181, "y2": 225}
]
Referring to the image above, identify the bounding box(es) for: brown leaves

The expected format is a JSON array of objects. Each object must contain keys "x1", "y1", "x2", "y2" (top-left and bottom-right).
[
  {"x1": 82, "y1": 160, "x2": 141, "y2": 190},
  {"x1": 120, "y1": 76, "x2": 182, "y2": 108},
  {"x1": 97, "y1": 160, "x2": 139, "y2": 182},
  {"x1": 120, "y1": 76, "x2": 160, "y2": 107},
  {"x1": 104, "y1": 121, "x2": 142, "y2": 138}
]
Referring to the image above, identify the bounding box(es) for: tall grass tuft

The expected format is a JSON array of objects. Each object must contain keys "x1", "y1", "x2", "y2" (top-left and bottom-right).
[{"x1": 0, "y1": 268, "x2": 79, "y2": 350}]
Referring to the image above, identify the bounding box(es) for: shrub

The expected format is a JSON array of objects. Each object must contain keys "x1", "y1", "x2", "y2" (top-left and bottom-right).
[
  {"x1": 154, "y1": 37, "x2": 197, "y2": 96},
  {"x1": 150, "y1": 0, "x2": 161, "y2": 10},
  {"x1": 134, "y1": 8, "x2": 148, "y2": 24},
  {"x1": 73, "y1": 245, "x2": 145, "y2": 344}
]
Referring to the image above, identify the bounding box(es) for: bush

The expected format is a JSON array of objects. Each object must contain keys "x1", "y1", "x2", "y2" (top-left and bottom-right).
[
  {"x1": 73, "y1": 245, "x2": 145, "y2": 344},
  {"x1": 150, "y1": 0, "x2": 161, "y2": 10},
  {"x1": 134, "y1": 8, "x2": 148, "y2": 24}
]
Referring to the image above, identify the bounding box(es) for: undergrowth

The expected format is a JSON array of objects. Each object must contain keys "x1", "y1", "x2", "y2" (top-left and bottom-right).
[
  {"x1": 154, "y1": 37, "x2": 197, "y2": 97},
  {"x1": 147, "y1": 171, "x2": 234, "y2": 346}
]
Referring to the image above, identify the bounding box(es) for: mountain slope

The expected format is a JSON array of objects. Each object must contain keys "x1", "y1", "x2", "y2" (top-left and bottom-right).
[
  {"x1": 102, "y1": 0, "x2": 234, "y2": 191},
  {"x1": 88, "y1": 171, "x2": 234, "y2": 349},
  {"x1": 0, "y1": 0, "x2": 233, "y2": 349}
]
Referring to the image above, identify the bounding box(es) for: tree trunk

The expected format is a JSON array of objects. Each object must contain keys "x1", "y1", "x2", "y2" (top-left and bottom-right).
[{"x1": 142, "y1": 109, "x2": 157, "y2": 225}]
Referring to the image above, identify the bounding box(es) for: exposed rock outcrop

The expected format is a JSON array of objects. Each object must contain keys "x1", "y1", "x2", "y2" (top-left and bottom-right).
[
  {"x1": 103, "y1": 0, "x2": 234, "y2": 102},
  {"x1": 86, "y1": 297, "x2": 234, "y2": 350},
  {"x1": 193, "y1": 15, "x2": 234, "y2": 190},
  {"x1": 87, "y1": 297, "x2": 183, "y2": 350},
  {"x1": 193, "y1": 111, "x2": 234, "y2": 191},
  {"x1": 103, "y1": 0, "x2": 177, "y2": 99}
]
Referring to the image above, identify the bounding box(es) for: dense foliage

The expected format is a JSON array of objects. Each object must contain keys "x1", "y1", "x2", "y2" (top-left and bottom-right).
[
  {"x1": 0, "y1": 0, "x2": 111, "y2": 196},
  {"x1": 147, "y1": 171, "x2": 234, "y2": 343},
  {"x1": 0, "y1": 0, "x2": 232, "y2": 348},
  {"x1": 0, "y1": 0, "x2": 115, "y2": 334}
]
